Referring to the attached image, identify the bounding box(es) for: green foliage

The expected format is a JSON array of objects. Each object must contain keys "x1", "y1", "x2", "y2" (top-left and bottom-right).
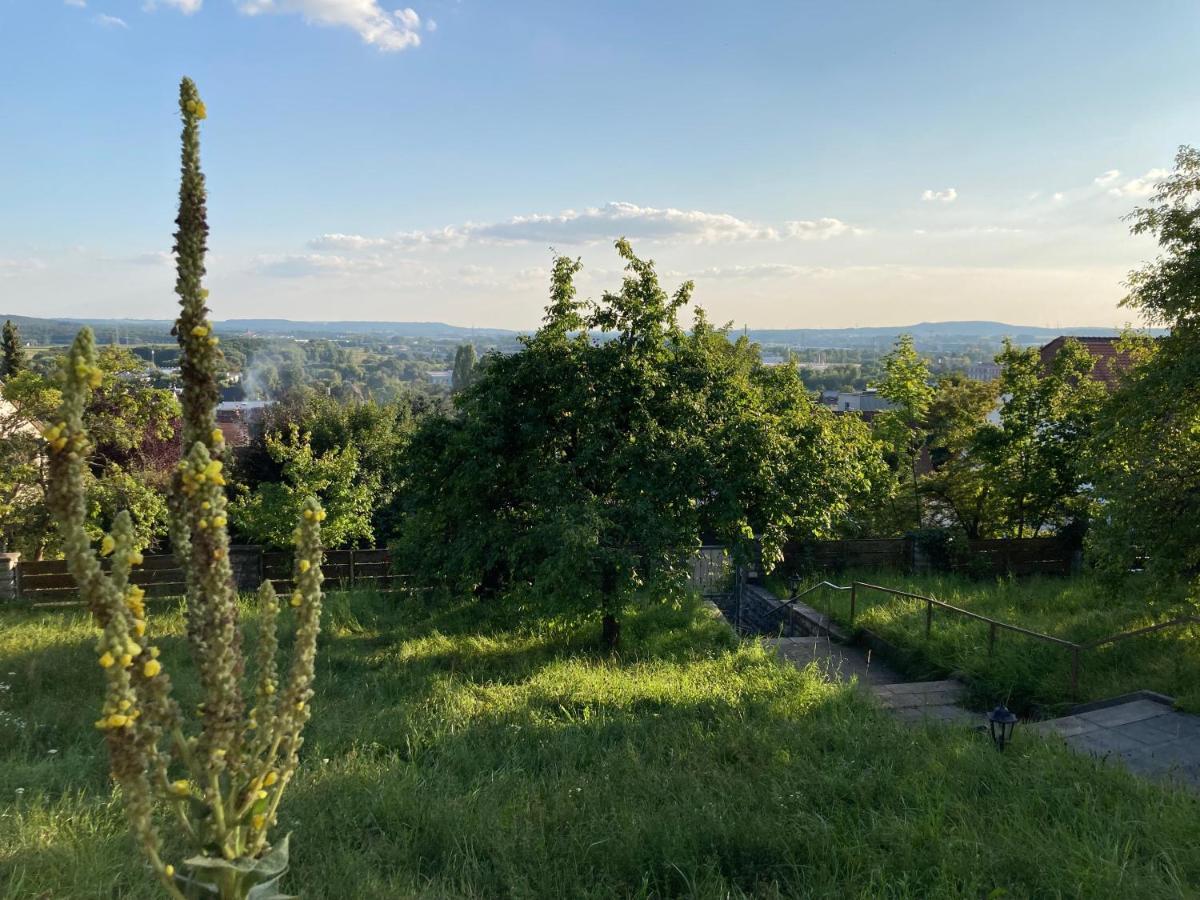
[
  {"x1": 919, "y1": 373, "x2": 1001, "y2": 538},
  {"x1": 1, "y1": 319, "x2": 27, "y2": 379},
  {"x1": 451, "y1": 343, "x2": 477, "y2": 392},
  {"x1": 870, "y1": 334, "x2": 934, "y2": 532},
  {"x1": 232, "y1": 424, "x2": 373, "y2": 549},
  {"x1": 974, "y1": 339, "x2": 1104, "y2": 537},
  {"x1": 1089, "y1": 147, "x2": 1200, "y2": 587},
  {"x1": 397, "y1": 242, "x2": 881, "y2": 645},
  {"x1": 2, "y1": 592, "x2": 1199, "y2": 898}
]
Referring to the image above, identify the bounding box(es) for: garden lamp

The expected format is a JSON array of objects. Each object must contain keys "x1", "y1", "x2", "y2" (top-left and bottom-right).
[{"x1": 987, "y1": 705, "x2": 1018, "y2": 750}]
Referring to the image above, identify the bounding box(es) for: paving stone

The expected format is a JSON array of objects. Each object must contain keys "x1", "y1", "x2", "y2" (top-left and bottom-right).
[
  {"x1": 1077, "y1": 700, "x2": 1173, "y2": 728},
  {"x1": 1115, "y1": 719, "x2": 1187, "y2": 747},
  {"x1": 1029, "y1": 715, "x2": 1100, "y2": 739},
  {"x1": 1069, "y1": 728, "x2": 1160, "y2": 758}
]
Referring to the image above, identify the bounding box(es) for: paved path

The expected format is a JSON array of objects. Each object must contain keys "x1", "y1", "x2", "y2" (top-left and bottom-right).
[
  {"x1": 765, "y1": 634, "x2": 975, "y2": 725},
  {"x1": 1032, "y1": 696, "x2": 1200, "y2": 789}
]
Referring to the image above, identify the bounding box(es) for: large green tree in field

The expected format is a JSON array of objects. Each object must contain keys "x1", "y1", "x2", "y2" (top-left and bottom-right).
[
  {"x1": 1089, "y1": 146, "x2": 1200, "y2": 586},
  {"x1": 397, "y1": 241, "x2": 881, "y2": 649},
  {"x1": 872, "y1": 334, "x2": 934, "y2": 532},
  {"x1": 975, "y1": 339, "x2": 1105, "y2": 538}
]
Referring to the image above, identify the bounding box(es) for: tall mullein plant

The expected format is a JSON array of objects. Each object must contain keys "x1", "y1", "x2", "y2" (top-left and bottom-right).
[{"x1": 46, "y1": 78, "x2": 327, "y2": 900}]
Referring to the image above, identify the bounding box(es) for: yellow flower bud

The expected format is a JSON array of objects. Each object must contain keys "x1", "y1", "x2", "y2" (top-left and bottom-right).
[
  {"x1": 263, "y1": 771, "x2": 278, "y2": 787},
  {"x1": 316, "y1": 510, "x2": 327, "y2": 522},
  {"x1": 303, "y1": 509, "x2": 314, "y2": 521},
  {"x1": 165, "y1": 864, "x2": 175, "y2": 878},
  {"x1": 212, "y1": 515, "x2": 227, "y2": 528},
  {"x1": 144, "y1": 659, "x2": 162, "y2": 678},
  {"x1": 100, "y1": 535, "x2": 115, "y2": 557},
  {"x1": 208, "y1": 336, "x2": 220, "y2": 346},
  {"x1": 252, "y1": 813, "x2": 266, "y2": 830},
  {"x1": 134, "y1": 619, "x2": 146, "y2": 637},
  {"x1": 98, "y1": 652, "x2": 115, "y2": 668},
  {"x1": 211, "y1": 429, "x2": 223, "y2": 445},
  {"x1": 290, "y1": 592, "x2": 303, "y2": 608},
  {"x1": 119, "y1": 654, "x2": 133, "y2": 668},
  {"x1": 198, "y1": 519, "x2": 208, "y2": 530},
  {"x1": 107, "y1": 714, "x2": 129, "y2": 728},
  {"x1": 150, "y1": 646, "x2": 161, "y2": 659},
  {"x1": 257, "y1": 790, "x2": 268, "y2": 800},
  {"x1": 191, "y1": 325, "x2": 209, "y2": 338},
  {"x1": 130, "y1": 551, "x2": 144, "y2": 566},
  {"x1": 298, "y1": 559, "x2": 311, "y2": 573},
  {"x1": 171, "y1": 780, "x2": 189, "y2": 796}
]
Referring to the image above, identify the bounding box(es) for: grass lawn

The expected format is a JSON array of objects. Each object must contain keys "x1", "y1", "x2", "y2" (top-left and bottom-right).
[
  {"x1": 773, "y1": 569, "x2": 1200, "y2": 715},
  {"x1": 2, "y1": 590, "x2": 1198, "y2": 898}
]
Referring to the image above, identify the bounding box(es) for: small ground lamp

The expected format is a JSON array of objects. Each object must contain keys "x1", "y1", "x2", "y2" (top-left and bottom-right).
[{"x1": 987, "y1": 705, "x2": 1019, "y2": 750}]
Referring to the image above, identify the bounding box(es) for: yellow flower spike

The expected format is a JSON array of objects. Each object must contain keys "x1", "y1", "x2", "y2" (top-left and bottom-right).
[
  {"x1": 298, "y1": 559, "x2": 311, "y2": 574},
  {"x1": 100, "y1": 535, "x2": 115, "y2": 556},
  {"x1": 212, "y1": 515, "x2": 227, "y2": 528},
  {"x1": 316, "y1": 510, "x2": 327, "y2": 522},
  {"x1": 295, "y1": 701, "x2": 304, "y2": 711},
  {"x1": 191, "y1": 325, "x2": 209, "y2": 338},
  {"x1": 303, "y1": 509, "x2": 314, "y2": 521},
  {"x1": 130, "y1": 551, "x2": 144, "y2": 566},
  {"x1": 120, "y1": 654, "x2": 133, "y2": 668},
  {"x1": 210, "y1": 429, "x2": 223, "y2": 445},
  {"x1": 51, "y1": 437, "x2": 68, "y2": 453},
  {"x1": 165, "y1": 865, "x2": 175, "y2": 878},
  {"x1": 263, "y1": 771, "x2": 278, "y2": 787},
  {"x1": 257, "y1": 790, "x2": 268, "y2": 800},
  {"x1": 127, "y1": 642, "x2": 142, "y2": 657},
  {"x1": 289, "y1": 592, "x2": 303, "y2": 608},
  {"x1": 134, "y1": 619, "x2": 146, "y2": 637},
  {"x1": 195, "y1": 101, "x2": 207, "y2": 119},
  {"x1": 144, "y1": 659, "x2": 162, "y2": 678},
  {"x1": 107, "y1": 714, "x2": 129, "y2": 729},
  {"x1": 252, "y1": 814, "x2": 266, "y2": 830},
  {"x1": 98, "y1": 652, "x2": 115, "y2": 668}
]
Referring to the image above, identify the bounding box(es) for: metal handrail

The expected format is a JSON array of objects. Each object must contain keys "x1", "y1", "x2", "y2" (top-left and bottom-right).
[
  {"x1": 765, "y1": 580, "x2": 851, "y2": 619},
  {"x1": 833, "y1": 580, "x2": 1200, "y2": 699}
]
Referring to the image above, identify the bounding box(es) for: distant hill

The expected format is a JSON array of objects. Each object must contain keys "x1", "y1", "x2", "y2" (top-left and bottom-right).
[{"x1": 0, "y1": 313, "x2": 1157, "y2": 349}]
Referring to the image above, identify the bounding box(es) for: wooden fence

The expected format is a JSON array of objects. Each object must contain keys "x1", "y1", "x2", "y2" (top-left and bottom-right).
[
  {"x1": 782, "y1": 536, "x2": 1078, "y2": 577},
  {"x1": 10, "y1": 546, "x2": 394, "y2": 603}
]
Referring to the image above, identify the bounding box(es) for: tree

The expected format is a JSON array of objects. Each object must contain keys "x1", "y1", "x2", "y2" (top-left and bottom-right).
[
  {"x1": 451, "y1": 343, "x2": 477, "y2": 392},
  {"x1": 232, "y1": 424, "x2": 374, "y2": 548},
  {"x1": 873, "y1": 335, "x2": 934, "y2": 531},
  {"x1": 1, "y1": 319, "x2": 26, "y2": 379},
  {"x1": 1088, "y1": 146, "x2": 1200, "y2": 585},
  {"x1": 975, "y1": 339, "x2": 1104, "y2": 537},
  {"x1": 920, "y1": 373, "x2": 1001, "y2": 538},
  {"x1": 397, "y1": 242, "x2": 881, "y2": 650}
]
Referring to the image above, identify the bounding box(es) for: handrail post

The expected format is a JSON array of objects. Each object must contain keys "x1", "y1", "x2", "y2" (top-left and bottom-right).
[
  {"x1": 925, "y1": 598, "x2": 933, "y2": 638},
  {"x1": 1070, "y1": 646, "x2": 1080, "y2": 699},
  {"x1": 849, "y1": 582, "x2": 857, "y2": 625}
]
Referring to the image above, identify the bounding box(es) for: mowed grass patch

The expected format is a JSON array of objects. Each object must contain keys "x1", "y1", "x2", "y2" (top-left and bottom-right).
[
  {"x1": 777, "y1": 569, "x2": 1200, "y2": 714},
  {"x1": 1, "y1": 590, "x2": 1197, "y2": 898}
]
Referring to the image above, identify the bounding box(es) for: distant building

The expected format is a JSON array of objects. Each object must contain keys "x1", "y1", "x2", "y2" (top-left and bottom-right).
[
  {"x1": 216, "y1": 400, "x2": 275, "y2": 422},
  {"x1": 1039, "y1": 336, "x2": 1135, "y2": 391},
  {"x1": 427, "y1": 369, "x2": 454, "y2": 386},
  {"x1": 967, "y1": 362, "x2": 1002, "y2": 382},
  {"x1": 835, "y1": 388, "x2": 896, "y2": 414}
]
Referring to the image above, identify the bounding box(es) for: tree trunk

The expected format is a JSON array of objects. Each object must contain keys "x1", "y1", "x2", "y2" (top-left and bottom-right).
[{"x1": 601, "y1": 613, "x2": 621, "y2": 654}]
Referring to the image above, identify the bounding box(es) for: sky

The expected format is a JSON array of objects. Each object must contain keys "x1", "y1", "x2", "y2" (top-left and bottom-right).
[{"x1": 0, "y1": 1, "x2": 1197, "y2": 330}]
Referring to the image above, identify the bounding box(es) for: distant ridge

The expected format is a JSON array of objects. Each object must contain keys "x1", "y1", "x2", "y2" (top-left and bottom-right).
[{"x1": 0, "y1": 313, "x2": 1156, "y2": 347}]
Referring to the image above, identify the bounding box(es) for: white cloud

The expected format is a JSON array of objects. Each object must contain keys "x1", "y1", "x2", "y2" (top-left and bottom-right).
[
  {"x1": 143, "y1": 0, "x2": 202, "y2": 12},
  {"x1": 252, "y1": 253, "x2": 385, "y2": 277},
  {"x1": 921, "y1": 188, "x2": 958, "y2": 204},
  {"x1": 1107, "y1": 168, "x2": 1169, "y2": 198},
  {"x1": 1093, "y1": 169, "x2": 1121, "y2": 186},
  {"x1": 309, "y1": 202, "x2": 865, "y2": 251},
  {"x1": 0, "y1": 258, "x2": 47, "y2": 277},
  {"x1": 64, "y1": 0, "x2": 87, "y2": 8},
  {"x1": 94, "y1": 12, "x2": 129, "y2": 27},
  {"x1": 1052, "y1": 192, "x2": 1065, "y2": 202},
  {"x1": 690, "y1": 263, "x2": 836, "y2": 280},
  {"x1": 784, "y1": 218, "x2": 866, "y2": 239},
  {"x1": 236, "y1": 1, "x2": 423, "y2": 52}
]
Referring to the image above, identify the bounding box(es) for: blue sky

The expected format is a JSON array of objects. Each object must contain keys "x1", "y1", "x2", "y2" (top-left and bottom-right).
[{"x1": 1, "y1": 0, "x2": 1197, "y2": 328}]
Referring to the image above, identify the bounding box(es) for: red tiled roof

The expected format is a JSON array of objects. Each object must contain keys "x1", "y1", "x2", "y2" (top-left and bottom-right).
[{"x1": 1039, "y1": 336, "x2": 1134, "y2": 391}]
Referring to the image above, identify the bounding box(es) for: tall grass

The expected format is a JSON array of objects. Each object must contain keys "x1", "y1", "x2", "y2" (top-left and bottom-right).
[
  {"x1": 778, "y1": 569, "x2": 1200, "y2": 714},
  {"x1": 2, "y1": 590, "x2": 1198, "y2": 898}
]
